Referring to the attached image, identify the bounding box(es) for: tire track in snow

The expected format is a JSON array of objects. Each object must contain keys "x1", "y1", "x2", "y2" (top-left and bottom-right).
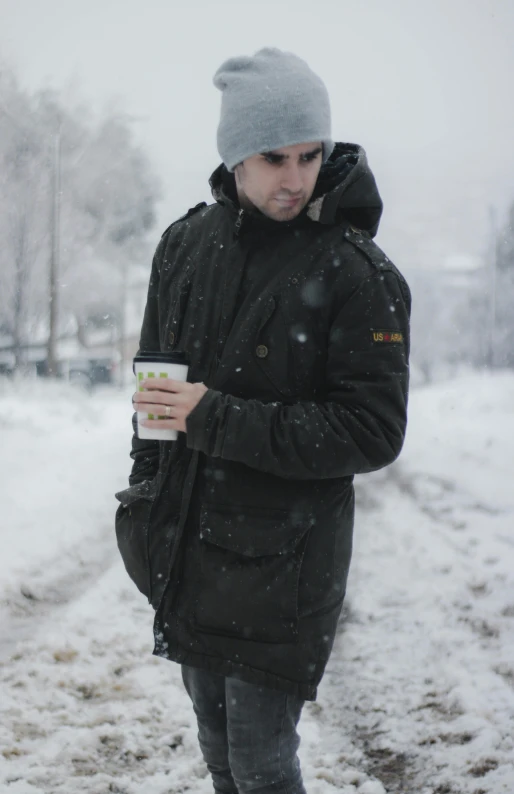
[
  {"x1": 318, "y1": 468, "x2": 514, "y2": 793},
  {"x1": 0, "y1": 524, "x2": 119, "y2": 664}
]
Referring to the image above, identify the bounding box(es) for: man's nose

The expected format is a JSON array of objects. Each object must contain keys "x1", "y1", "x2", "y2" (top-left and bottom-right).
[{"x1": 280, "y1": 164, "x2": 303, "y2": 194}]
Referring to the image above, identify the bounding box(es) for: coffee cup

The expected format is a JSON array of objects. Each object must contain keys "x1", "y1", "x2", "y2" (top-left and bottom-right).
[{"x1": 133, "y1": 351, "x2": 190, "y2": 441}]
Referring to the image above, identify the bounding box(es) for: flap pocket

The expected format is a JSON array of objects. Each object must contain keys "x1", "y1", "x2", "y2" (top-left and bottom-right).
[
  {"x1": 114, "y1": 480, "x2": 157, "y2": 603},
  {"x1": 195, "y1": 504, "x2": 313, "y2": 643},
  {"x1": 115, "y1": 479, "x2": 157, "y2": 508},
  {"x1": 199, "y1": 504, "x2": 311, "y2": 557}
]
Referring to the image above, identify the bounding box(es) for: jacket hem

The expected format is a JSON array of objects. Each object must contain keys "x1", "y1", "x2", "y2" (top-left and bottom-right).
[{"x1": 152, "y1": 644, "x2": 318, "y2": 701}]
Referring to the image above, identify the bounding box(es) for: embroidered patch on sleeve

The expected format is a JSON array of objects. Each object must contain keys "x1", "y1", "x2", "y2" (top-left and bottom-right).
[{"x1": 371, "y1": 330, "x2": 404, "y2": 344}]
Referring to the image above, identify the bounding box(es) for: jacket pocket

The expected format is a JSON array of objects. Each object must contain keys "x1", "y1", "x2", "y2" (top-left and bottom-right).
[
  {"x1": 114, "y1": 479, "x2": 157, "y2": 601},
  {"x1": 194, "y1": 504, "x2": 312, "y2": 644}
]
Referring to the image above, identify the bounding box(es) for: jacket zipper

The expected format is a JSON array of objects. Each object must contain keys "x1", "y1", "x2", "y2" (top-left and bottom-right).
[
  {"x1": 155, "y1": 208, "x2": 246, "y2": 613},
  {"x1": 208, "y1": 209, "x2": 245, "y2": 378}
]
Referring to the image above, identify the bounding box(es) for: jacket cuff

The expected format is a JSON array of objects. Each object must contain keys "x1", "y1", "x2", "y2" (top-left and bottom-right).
[{"x1": 185, "y1": 389, "x2": 224, "y2": 455}]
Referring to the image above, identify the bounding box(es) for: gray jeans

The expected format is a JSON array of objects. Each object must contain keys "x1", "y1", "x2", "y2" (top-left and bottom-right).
[{"x1": 181, "y1": 665, "x2": 306, "y2": 794}]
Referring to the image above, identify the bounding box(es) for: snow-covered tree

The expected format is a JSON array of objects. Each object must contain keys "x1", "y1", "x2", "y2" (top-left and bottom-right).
[{"x1": 0, "y1": 62, "x2": 161, "y2": 371}]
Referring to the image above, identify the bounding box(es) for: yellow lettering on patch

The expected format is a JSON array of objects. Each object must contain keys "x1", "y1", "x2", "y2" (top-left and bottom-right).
[{"x1": 372, "y1": 330, "x2": 404, "y2": 344}]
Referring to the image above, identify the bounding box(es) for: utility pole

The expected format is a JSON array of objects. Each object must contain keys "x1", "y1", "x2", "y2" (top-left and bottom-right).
[
  {"x1": 487, "y1": 205, "x2": 497, "y2": 370},
  {"x1": 118, "y1": 257, "x2": 129, "y2": 389},
  {"x1": 47, "y1": 127, "x2": 61, "y2": 377}
]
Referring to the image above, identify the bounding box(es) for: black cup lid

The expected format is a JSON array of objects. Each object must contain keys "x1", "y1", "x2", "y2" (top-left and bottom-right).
[{"x1": 133, "y1": 351, "x2": 190, "y2": 374}]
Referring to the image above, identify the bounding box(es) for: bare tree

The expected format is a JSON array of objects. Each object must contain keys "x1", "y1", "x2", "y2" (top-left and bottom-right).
[
  {"x1": 494, "y1": 201, "x2": 514, "y2": 367},
  {"x1": 0, "y1": 63, "x2": 161, "y2": 374},
  {"x1": 0, "y1": 66, "x2": 49, "y2": 369}
]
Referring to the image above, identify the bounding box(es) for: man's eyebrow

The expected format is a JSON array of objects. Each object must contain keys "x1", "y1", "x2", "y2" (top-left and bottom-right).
[
  {"x1": 302, "y1": 146, "x2": 323, "y2": 157},
  {"x1": 261, "y1": 146, "x2": 323, "y2": 160}
]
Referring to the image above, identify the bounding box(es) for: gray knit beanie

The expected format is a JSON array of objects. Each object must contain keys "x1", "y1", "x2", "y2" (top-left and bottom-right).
[{"x1": 213, "y1": 47, "x2": 334, "y2": 172}]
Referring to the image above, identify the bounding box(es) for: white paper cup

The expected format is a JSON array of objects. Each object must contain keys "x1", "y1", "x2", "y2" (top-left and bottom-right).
[{"x1": 133, "y1": 352, "x2": 190, "y2": 441}]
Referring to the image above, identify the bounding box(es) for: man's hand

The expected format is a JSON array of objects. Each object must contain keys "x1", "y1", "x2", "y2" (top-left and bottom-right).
[{"x1": 132, "y1": 378, "x2": 209, "y2": 434}]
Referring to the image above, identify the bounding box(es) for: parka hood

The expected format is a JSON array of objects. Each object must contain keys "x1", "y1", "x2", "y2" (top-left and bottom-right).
[{"x1": 209, "y1": 142, "x2": 383, "y2": 238}]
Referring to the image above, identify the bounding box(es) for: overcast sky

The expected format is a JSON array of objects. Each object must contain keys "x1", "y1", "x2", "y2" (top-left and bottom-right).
[{"x1": 2, "y1": 0, "x2": 513, "y2": 270}]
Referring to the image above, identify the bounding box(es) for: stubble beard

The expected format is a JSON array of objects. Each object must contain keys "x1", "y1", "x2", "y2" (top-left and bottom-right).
[
  {"x1": 264, "y1": 195, "x2": 307, "y2": 222},
  {"x1": 237, "y1": 182, "x2": 308, "y2": 223}
]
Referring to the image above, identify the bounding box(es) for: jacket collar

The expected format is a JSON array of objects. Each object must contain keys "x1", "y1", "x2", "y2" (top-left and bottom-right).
[{"x1": 208, "y1": 142, "x2": 384, "y2": 238}]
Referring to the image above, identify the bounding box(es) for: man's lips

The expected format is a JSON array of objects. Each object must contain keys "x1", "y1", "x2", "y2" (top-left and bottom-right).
[{"x1": 275, "y1": 196, "x2": 302, "y2": 207}]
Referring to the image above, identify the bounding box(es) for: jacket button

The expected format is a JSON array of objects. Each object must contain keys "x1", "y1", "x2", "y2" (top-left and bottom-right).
[
  {"x1": 256, "y1": 344, "x2": 268, "y2": 359},
  {"x1": 169, "y1": 331, "x2": 175, "y2": 345}
]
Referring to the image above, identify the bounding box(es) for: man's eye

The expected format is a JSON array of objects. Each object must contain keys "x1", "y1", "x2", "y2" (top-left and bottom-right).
[{"x1": 264, "y1": 155, "x2": 282, "y2": 165}]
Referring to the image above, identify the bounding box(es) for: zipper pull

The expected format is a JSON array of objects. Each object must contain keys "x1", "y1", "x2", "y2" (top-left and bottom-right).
[{"x1": 234, "y1": 209, "x2": 245, "y2": 236}]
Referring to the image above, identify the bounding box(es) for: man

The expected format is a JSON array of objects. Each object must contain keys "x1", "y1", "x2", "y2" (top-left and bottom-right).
[{"x1": 116, "y1": 47, "x2": 411, "y2": 794}]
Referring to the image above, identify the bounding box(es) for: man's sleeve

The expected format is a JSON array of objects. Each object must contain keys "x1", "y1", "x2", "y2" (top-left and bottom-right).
[
  {"x1": 128, "y1": 237, "x2": 166, "y2": 487},
  {"x1": 185, "y1": 269, "x2": 411, "y2": 480}
]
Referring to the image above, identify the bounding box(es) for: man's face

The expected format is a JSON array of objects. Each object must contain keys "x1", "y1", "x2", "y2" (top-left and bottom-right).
[{"x1": 234, "y1": 141, "x2": 323, "y2": 222}]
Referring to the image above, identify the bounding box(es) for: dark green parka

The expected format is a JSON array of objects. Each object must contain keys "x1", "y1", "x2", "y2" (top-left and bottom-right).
[{"x1": 115, "y1": 143, "x2": 411, "y2": 700}]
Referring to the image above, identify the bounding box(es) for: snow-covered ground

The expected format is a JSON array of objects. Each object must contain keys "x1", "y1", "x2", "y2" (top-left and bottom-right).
[{"x1": 0, "y1": 372, "x2": 513, "y2": 794}]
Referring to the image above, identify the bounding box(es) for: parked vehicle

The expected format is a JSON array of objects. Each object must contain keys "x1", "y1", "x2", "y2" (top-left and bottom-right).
[
  {"x1": 61, "y1": 353, "x2": 120, "y2": 390},
  {"x1": 0, "y1": 345, "x2": 121, "y2": 390}
]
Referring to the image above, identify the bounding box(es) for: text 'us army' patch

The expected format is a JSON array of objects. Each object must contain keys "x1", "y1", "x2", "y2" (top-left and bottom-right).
[{"x1": 372, "y1": 329, "x2": 404, "y2": 344}]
